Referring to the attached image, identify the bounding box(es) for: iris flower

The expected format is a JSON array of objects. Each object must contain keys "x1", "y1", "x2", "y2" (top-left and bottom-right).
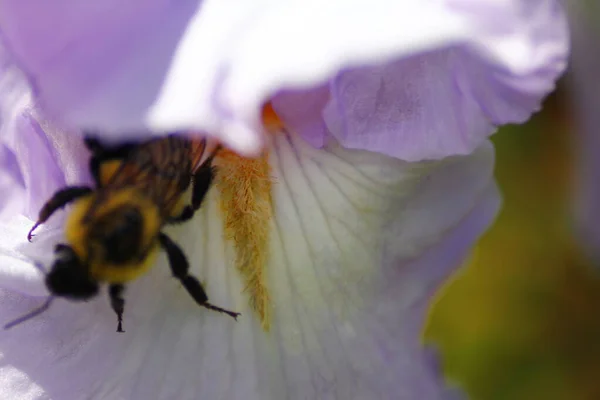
[{"x1": 0, "y1": 1, "x2": 567, "y2": 399}]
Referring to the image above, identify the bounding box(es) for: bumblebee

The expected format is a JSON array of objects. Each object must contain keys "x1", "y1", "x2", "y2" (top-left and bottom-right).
[{"x1": 5, "y1": 133, "x2": 240, "y2": 332}]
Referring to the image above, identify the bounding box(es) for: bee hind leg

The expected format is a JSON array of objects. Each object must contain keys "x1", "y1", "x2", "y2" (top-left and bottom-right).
[
  {"x1": 158, "y1": 232, "x2": 240, "y2": 320},
  {"x1": 108, "y1": 284, "x2": 126, "y2": 333}
]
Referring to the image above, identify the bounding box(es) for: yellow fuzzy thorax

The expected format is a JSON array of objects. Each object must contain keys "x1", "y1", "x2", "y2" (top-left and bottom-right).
[
  {"x1": 65, "y1": 188, "x2": 161, "y2": 283},
  {"x1": 213, "y1": 103, "x2": 279, "y2": 331}
]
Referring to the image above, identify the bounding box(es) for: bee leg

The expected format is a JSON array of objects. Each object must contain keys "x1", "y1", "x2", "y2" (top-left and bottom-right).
[
  {"x1": 28, "y1": 186, "x2": 93, "y2": 242},
  {"x1": 158, "y1": 232, "x2": 240, "y2": 320},
  {"x1": 109, "y1": 284, "x2": 126, "y2": 333},
  {"x1": 168, "y1": 163, "x2": 215, "y2": 224},
  {"x1": 168, "y1": 206, "x2": 195, "y2": 224},
  {"x1": 191, "y1": 163, "x2": 216, "y2": 210}
]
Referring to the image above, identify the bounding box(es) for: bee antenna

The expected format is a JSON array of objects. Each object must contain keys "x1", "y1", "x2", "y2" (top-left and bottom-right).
[{"x1": 3, "y1": 296, "x2": 55, "y2": 330}]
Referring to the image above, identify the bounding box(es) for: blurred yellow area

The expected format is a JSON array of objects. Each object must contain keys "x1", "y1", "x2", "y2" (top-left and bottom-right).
[{"x1": 425, "y1": 87, "x2": 600, "y2": 400}]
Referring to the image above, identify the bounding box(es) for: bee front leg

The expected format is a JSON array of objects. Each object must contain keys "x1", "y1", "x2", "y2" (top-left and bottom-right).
[
  {"x1": 158, "y1": 232, "x2": 240, "y2": 320},
  {"x1": 108, "y1": 284, "x2": 126, "y2": 333},
  {"x1": 28, "y1": 186, "x2": 93, "y2": 241}
]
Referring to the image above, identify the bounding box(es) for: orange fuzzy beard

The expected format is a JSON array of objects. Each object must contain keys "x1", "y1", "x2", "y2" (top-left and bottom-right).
[{"x1": 214, "y1": 109, "x2": 276, "y2": 330}]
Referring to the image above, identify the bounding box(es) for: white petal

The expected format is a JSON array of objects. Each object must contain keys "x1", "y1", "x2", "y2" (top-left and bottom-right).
[
  {"x1": 0, "y1": 215, "x2": 57, "y2": 296},
  {"x1": 0, "y1": 132, "x2": 498, "y2": 399},
  {"x1": 0, "y1": 44, "x2": 30, "y2": 218}
]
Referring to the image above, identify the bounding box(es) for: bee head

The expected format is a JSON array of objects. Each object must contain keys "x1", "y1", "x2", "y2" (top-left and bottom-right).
[{"x1": 45, "y1": 244, "x2": 99, "y2": 300}]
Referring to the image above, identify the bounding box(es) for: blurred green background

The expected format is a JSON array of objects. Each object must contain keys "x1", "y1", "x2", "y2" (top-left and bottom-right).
[{"x1": 424, "y1": 83, "x2": 600, "y2": 400}]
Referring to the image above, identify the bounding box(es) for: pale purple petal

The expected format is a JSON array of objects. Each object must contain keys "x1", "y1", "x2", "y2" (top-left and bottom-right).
[
  {"x1": 1, "y1": 112, "x2": 90, "y2": 224},
  {"x1": 0, "y1": 0, "x2": 568, "y2": 159},
  {"x1": 0, "y1": 50, "x2": 92, "y2": 222},
  {"x1": 566, "y1": 1, "x2": 600, "y2": 265},
  {"x1": 0, "y1": 0, "x2": 262, "y2": 154},
  {"x1": 0, "y1": 145, "x2": 25, "y2": 218},
  {"x1": 0, "y1": 47, "x2": 28, "y2": 219},
  {"x1": 0, "y1": 125, "x2": 499, "y2": 399},
  {"x1": 272, "y1": 1, "x2": 569, "y2": 161}
]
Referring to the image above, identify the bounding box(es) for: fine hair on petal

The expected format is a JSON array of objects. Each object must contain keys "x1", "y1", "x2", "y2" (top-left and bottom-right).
[{"x1": 215, "y1": 148, "x2": 274, "y2": 331}]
